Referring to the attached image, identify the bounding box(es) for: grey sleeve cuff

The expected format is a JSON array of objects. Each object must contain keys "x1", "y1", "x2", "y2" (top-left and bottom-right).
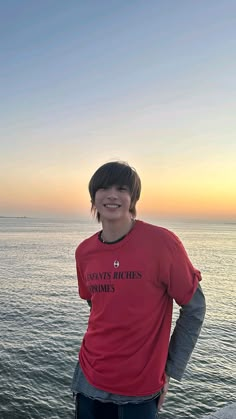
[{"x1": 166, "y1": 284, "x2": 206, "y2": 381}]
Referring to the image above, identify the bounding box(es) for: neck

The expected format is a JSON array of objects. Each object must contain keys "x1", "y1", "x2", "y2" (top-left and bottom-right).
[{"x1": 101, "y1": 218, "x2": 135, "y2": 243}]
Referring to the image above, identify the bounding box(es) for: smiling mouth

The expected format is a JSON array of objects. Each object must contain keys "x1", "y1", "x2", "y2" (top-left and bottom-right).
[{"x1": 104, "y1": 204, "x2": 121, "y2": 208}]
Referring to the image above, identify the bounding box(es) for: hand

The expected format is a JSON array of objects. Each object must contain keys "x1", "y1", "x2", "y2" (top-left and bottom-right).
[{"x1": 157, "y1": 374, "x2": 170, "y2": 411}]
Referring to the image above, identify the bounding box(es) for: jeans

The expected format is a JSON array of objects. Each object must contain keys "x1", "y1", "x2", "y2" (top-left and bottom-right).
[{"x1": 75, "y1": 393, "x2": 159, "y2": 419}]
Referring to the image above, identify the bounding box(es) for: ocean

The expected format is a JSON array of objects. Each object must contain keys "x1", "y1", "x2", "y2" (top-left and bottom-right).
[{"x1": 0, "y1": 217, "x2": 235, "y2": 419}]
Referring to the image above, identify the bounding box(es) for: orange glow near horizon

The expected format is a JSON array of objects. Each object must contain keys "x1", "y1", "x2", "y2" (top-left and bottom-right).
[
  {"x1": 1, "y1": 169, "x2": 235, "y2": 220},
  {"x1": 1, "y1": 150, "x2": 235, "y2": 220},
  {"x1": 139, "y1": 181, "x2": 235, "y2": 218}
]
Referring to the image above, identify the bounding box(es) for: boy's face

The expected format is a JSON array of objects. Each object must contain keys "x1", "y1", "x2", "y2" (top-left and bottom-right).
[{"x1": 94, "y1": 185, "x2": 132, "y2": 223}]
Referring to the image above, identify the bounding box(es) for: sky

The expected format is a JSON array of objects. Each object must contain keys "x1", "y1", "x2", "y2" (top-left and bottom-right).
[{"x1": 0, "y1": 0, "x2": 235, "y2": 221}]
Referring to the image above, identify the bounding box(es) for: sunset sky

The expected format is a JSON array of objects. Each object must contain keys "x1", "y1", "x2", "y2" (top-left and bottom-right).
[{"x1": 1, "y1": 1, "x2": 235, "y2": 221}]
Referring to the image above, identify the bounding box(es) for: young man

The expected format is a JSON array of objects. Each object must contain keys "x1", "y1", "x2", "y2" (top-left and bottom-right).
[{"x1": 72, "y1": 161, "x2": 206, "y2": 419}]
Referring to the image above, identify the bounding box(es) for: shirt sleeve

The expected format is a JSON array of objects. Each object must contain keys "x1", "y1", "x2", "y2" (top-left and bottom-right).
[
  {"x1": 76, "y1": 262, "x2": 92, "y2": 301},
  {"x1": 165, "y1": 233, "x2": 202, "y2": 305},
  {"x1": 165, "y1": 284, "x2": 206, "y2": 381}
]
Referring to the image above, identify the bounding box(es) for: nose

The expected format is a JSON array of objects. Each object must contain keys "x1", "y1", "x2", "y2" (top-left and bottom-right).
[{"x1": 106, "y1": 186, "x2": 118, "y2": 199}]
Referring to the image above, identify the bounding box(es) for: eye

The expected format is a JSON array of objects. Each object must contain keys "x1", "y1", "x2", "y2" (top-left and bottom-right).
[{"x1": 118, "y1": 186, "x2": 128, "y2": 191}]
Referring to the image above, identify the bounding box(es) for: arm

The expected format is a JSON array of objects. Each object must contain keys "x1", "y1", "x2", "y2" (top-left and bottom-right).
[
  {"x1": 166, "y1": 283, "x2": 206, "y2": 381},
  {"x1": 158, "y1": 284, "x2": 206, "y2": 411}
]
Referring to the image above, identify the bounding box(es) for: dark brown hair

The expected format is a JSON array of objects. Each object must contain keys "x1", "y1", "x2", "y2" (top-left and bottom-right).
[{"x1": 89, "y1": 161, "x2": 141, "y2": 222}]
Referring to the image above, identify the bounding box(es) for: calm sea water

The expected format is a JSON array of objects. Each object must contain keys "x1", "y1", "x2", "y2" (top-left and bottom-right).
[{"x1": 0, "y1": 217, "x2": 235, "y2": 419}]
